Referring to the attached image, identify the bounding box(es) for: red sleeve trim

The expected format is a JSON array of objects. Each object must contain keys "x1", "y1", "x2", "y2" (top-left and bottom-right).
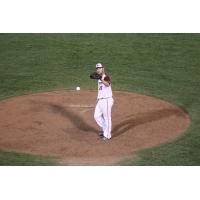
[{"x1": 104, "y1": 75, "x2": 110, "y2": 82}]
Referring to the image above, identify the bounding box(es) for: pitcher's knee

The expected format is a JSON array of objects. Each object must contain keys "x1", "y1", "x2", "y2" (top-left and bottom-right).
[
  {"x1": 94, "y1": 113, "x2": 100, "y2": 121},
  {"x1": 104, "y1": 117, "x2": 112, "y2": 121}
]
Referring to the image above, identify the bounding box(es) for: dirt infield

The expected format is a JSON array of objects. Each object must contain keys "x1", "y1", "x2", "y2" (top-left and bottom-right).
[{"x1": 0, "y1": 90, "x2": 190, "y2": 165}]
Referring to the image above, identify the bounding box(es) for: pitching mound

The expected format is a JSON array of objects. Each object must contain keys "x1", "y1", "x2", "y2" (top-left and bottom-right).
[{"x1": 0, "y1": 90, "x2": 190, "y2": 165}]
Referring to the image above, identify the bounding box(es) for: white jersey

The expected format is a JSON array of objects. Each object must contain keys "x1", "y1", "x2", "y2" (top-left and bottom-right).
[{"x1": 97, "y1": 73, "x2": 113, "y2": 99}]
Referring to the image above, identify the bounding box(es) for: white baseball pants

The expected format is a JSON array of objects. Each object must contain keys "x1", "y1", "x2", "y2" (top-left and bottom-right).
[{"x1": 94, "y1": 97, "x2": 114, "y2": 139}]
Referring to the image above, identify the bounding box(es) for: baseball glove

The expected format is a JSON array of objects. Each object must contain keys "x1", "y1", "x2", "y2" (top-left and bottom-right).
[{"x1": 89, "y1": 72, "x2": 102, "y2": 80}]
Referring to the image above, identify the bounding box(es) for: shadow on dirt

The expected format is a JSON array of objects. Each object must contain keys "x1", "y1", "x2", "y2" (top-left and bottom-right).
[
  {"x1": 44, "y1": 103, "x2": 185, "y2": 139},
  {"x1": 112, "y1": 108, "x2": 185, "y2": 138},
  {"x1": 48, "y1": 103, "x2": 98, "y2": 133}
]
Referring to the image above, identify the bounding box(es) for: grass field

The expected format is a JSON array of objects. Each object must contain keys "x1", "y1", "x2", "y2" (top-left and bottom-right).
[{"x1": 0, "y1": 33, "x2": 200, "y2": 165}]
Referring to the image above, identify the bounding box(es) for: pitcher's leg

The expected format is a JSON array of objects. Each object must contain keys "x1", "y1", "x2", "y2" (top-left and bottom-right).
[
  {"x1": 102, "y1": 98, "x2": 113, "y2": 139},
  {"x1": 94, "y1": 101, "x2": 106, "y2": 131},
  {"x1": 103, "y1": 116, "x2": 112, "y2": 139}
]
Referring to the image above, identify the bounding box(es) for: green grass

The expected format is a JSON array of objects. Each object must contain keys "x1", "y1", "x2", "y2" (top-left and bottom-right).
[
  {"x1": 0, "y1": 150, "x2": 58, "y2": 166},
  {"x1": 0, "y1": 33, "x2": 200, "y2": 165}
]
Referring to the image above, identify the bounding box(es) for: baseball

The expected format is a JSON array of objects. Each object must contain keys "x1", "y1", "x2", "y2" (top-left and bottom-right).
[{"x1": 76, "y1": 86, "x2": 80, "y2": 91}]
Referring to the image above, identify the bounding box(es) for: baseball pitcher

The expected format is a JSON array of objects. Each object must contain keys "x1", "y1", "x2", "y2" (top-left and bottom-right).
[{"x1": 90, "y1": 63, "x2": 114, "y2": 140}]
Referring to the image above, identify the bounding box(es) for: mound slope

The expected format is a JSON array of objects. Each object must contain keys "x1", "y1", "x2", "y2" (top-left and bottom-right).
[{"x1": 0, "y1": 91, "x2": 190, "y2": 165}]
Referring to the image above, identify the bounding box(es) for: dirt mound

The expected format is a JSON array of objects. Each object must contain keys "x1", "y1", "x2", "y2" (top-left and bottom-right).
[{"x1": 0, "y1": 90, "x2": 190, "y2": 165}]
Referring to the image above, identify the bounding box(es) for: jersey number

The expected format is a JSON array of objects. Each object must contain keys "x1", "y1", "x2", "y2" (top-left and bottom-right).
[{"x1": 99, "y1": 86, "x2": 103, "y2": 90}]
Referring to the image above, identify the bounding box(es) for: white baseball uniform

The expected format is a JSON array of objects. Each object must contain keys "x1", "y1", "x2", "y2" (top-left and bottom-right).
[{"x1": 94, "y1": 73, "x2": 114, "y2": 139}]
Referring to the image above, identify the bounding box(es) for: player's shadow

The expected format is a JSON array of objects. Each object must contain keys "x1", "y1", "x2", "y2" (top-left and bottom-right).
[
  {"x1": 48, "y1": 103, "x2": 98, "y2": 133},
  {"x1": 112, "y1": 108, "x2": 185, "y2": 138}
]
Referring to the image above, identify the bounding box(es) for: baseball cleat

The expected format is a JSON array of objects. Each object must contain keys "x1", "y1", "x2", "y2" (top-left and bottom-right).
[
  {"x1": 98, "y1": 131, "x2": 104, "y2": 138},
  {"x1": 99, "y1": 133, "x2": 104, "y2": 137},
  {"x1": 98, "y1": 136, "x2": 111, "y2": 141},
  {"x1": 98, "y1": 134, "x2": 104, "y2": 139}
]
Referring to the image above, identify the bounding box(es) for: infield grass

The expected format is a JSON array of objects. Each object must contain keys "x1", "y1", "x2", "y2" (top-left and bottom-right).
[
  {"x1": 0, "y1": 150, "x2": 58, "y2": 166},
  {"x1": 0, "y1": 33, "x2": 200, "y2": 165}
]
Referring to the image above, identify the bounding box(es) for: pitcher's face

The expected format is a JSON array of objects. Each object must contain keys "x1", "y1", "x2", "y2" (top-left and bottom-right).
[{"x1": 96, "y1": 67, "x2": 104, "y2": 75}]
